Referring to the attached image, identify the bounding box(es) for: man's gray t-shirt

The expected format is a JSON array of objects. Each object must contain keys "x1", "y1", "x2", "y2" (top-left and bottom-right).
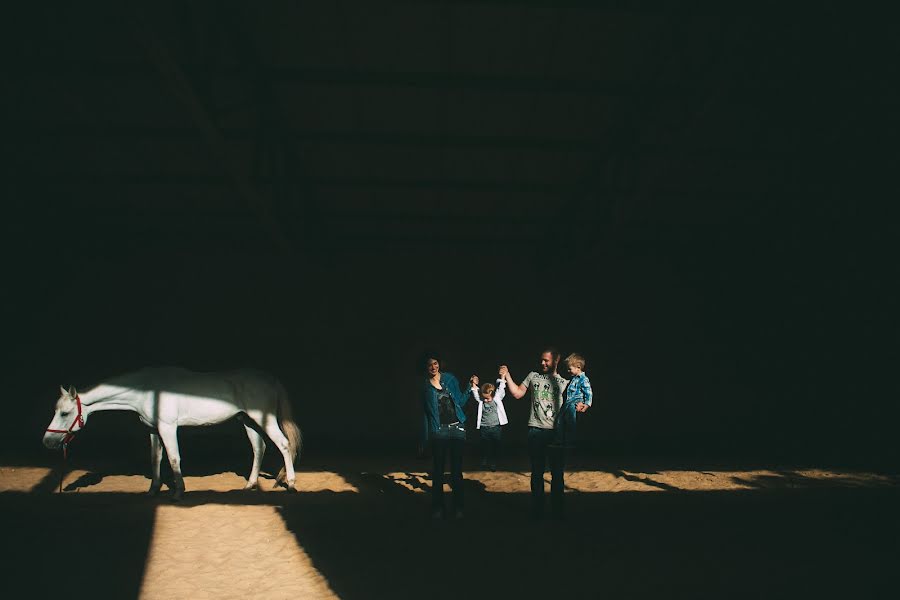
[
  {"x1": 481, "y1": 398, "x2": 500, "y2": 427},
  {"x1": 521, "y1": 371, "x2": 569, "y2": 429}
]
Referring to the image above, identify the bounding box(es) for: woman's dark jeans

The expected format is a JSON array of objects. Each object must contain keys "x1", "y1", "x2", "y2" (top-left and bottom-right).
[
  {"x1": 527, "y1": 426, "x2": 566, "y2": 518},
  {"x1": 431, "y1": 424, "x2": 466, "y2": 513}
]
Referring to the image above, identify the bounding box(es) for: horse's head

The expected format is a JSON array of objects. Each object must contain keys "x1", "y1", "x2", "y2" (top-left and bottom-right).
[{"x1": 42, "y1": 386, "x2": 86, "y2": 449}]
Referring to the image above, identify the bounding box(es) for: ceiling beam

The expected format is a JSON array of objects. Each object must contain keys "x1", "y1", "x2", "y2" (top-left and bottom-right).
[
  {"x1": 13, "y1": 125, "x2": 802, "y2": 159},
  {"x1": 24, "y1": 175, "x2": 786, "y2": 200},
  {"x1": 18, "y1": 61, "x2": 790, "y2": 96},
  {"x1": 129, "y1": 4, "x2": 292, "y2": 254}
]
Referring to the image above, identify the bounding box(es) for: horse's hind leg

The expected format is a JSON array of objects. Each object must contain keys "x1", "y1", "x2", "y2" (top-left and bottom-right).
[
  {"x1": 262, "y1": 414, "x2": 296, "y2": 491},
  {"x1": 243, "y1": 423, "x2": 265, "y2": 490},
  {"x1": 148, "y1": 432, "x2": 163, "y2": 496},
  {"x1": 157, "y1": 423, "x2": 185, "y2": 501}
]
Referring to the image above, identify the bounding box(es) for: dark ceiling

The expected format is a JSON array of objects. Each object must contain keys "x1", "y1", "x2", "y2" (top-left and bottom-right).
[
  {"x1": 9, "y1": 1, "x2": 893, "y2": 254},
  {"x1": 5, "y1": 2, "x2": 897, "y2": 458}
]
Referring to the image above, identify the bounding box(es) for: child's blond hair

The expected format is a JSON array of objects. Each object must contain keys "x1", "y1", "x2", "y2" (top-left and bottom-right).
[
  {"x1": 565, "y1": 353, "x2": 586, "y2": 370},
  {"x1": 480, "y1": 382, "x2": 496, "y2": 397}
]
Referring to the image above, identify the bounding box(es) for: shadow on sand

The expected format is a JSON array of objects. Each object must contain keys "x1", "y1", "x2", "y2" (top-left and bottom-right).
[
  {"x1": 3, "y1": 462, "x2": 898, "y2": 599},
  {"x1": 275, "y1": 471, "x2": 899, "y2": 599}
]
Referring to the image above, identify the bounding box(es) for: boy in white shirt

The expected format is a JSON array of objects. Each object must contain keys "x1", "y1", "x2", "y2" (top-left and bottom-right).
[{"x1": 470, "y1": 377, "x2": 508, "y2": 471}]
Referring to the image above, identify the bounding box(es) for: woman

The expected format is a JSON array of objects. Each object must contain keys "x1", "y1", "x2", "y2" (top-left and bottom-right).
[{"x1": 420, "y1": 351, "x2": 474, "y2": 519}]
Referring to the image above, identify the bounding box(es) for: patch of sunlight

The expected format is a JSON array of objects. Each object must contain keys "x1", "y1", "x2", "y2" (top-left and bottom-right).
[
  {"x1": 0, "y1": 466, "x2": 54, "y2": 492},
  {"x1": 565, "y1": 469, "x2": 899, "y2": 493},
  {"x1": 384, "y1": 471, "x2": 429, "y2": 493},
  {"x1": 383, "y1": 469, "x2": 898, "y2": 494},
  {"x1": 139, "y1": 504, "x2": 339, "y2": 600},
  {"x1": 295, "y1": 471, "x2": 359, "y2": 492},
  {"x1": 467, "y1": 471, "x2": 541, "y2": 493},
  {"x1": 565, "y1": 470, "x2": 671, "y2": 492},
  {"x1": 789, "y1": 469, "x2": 896, "y2": 486},
  {"x1": 7, "y1": 465, "x2": 896, "y2": 496},
  {"x1": 386, "y1": 470, "x2": 668, "y2": 493},
  {"x1": 40, "y1": 470, "x2": 359, "y2": 494}
]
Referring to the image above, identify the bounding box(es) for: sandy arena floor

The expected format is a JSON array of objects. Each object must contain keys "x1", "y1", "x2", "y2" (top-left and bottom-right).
[{"x1": 1, "y1": 459, "x2": 898, "y2": 599}]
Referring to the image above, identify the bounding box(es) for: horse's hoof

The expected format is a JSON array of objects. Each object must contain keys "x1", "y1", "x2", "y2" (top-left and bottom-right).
[
  {"x1": 147, "y1": 486, "x2": 161, "y2": 497},
  {"x1": 172, "y1": 490, "x2": 184, "y2": 502},
  {"x1": 243, "y1": 482, "x2": 259, "y2": 491},
  {"x1": 286, "y1": 480, "x2": 297, "y2": 492}
]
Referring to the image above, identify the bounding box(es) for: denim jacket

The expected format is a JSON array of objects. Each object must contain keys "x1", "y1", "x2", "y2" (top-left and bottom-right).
[{"x1": 421, "y1": 372, "x2": 469, "y2": 441}]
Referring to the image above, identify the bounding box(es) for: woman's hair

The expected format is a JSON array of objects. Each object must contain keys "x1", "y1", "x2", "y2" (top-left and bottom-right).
[
  {"x1": 418, "y1": 350, "x2": 442, "y2": 374},
  {"x1": 480, "y1": 382, "x2": 496, "y2": 396},
  {"x1": 565, "y1": 353, "x2": 586, "y2": 370}
]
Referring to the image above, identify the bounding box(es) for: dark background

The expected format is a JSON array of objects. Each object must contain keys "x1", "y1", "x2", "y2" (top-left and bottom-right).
[{"x1": 4, "y1": 1, "x2": 897, "y2": 468}]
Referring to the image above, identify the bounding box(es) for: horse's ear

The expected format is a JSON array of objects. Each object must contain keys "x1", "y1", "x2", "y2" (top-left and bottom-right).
[
  {"x1": 68, "y1": 385, "x2": 77, "y2": 398},
  {"x1": 60, "y1": 386, "x2": 68, "y2": 397}
]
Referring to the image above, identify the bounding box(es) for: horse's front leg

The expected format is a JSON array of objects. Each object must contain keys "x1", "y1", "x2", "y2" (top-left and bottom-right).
[
  {"x1": 148, "y1": 432, "x2": 163, "y2": 496},
  {"x1": 157, "y1": 423, "x2": 185, "y2": 501}
]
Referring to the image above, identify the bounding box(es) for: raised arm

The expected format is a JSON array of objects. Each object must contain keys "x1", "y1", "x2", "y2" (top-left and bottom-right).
[
  {"x1": 500, "y1": 366, "x2": 528, "y2": 399},
  {"x1": 470, "y1": 382, "x2": 483, "y2": 404},
  {"x1": 493, "y1": 378, "x2": 507, "y2": 402}
]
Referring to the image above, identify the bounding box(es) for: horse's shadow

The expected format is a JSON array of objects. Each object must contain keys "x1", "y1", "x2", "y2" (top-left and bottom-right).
[
  {"x1": 60, "y1": 467, "x2": 277, "y2": 493},
  {"x1": 57, "y1": 465, "x2": 486, "y2": 506},
  {"x1": 63, "y1": 471, "x2": 105, "y2": 491}
]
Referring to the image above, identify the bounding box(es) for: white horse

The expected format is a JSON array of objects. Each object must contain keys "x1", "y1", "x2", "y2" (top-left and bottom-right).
[{"x1": 42, "y1": 367, "x2": 302, "y2": 500}]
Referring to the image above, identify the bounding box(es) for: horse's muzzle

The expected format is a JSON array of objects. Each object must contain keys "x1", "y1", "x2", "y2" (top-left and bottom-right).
[{"x1": 42, "y1": 433, "x2": 63, "y2": 450}]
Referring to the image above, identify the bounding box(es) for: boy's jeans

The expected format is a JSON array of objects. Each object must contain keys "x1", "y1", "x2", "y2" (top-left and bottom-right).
[
  {"x1": 431, "y1": 423, "x2": 466, "y2": 512},
  {"x1": 480, "y1": 425, "x2": 502, "y2": 465},
  {"x1": 554, "y1": 401, "x2": 579, "y2": 448}
]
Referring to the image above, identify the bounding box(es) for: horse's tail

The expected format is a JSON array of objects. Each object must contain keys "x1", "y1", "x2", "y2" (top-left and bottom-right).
[{"x1": 275, "y1": 382, "x2": 302, "y2": 484}]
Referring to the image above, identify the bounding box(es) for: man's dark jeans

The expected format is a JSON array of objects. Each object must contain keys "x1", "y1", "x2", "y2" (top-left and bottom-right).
[
  {"x1": 527, "y1": 426, "x2": 566, "y2": 518},
  {"x1": 431, "y1": 424, "x2": 466, "y2": 513}
]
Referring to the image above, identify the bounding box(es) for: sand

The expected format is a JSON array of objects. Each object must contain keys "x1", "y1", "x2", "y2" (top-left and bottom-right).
[{"x1": 1, "y1": 462, "x2": 897, "y2": 599}]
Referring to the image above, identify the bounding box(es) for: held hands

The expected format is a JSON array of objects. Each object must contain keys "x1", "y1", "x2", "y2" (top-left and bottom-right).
[
  {"x1": 470, "y1": 375, "x2": 480, "y2": 388},
  {"x1": 498, "y1": 365, "x2": 509, "y2": 378}
]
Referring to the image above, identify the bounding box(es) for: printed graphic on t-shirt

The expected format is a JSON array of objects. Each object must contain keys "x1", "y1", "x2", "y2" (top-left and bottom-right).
[
  {"x1": 437, "y1": 389, "x2": 456, "y2": 424},
  {"x1": 522, "y1": 372, "x2": 568, "y2": 429}
]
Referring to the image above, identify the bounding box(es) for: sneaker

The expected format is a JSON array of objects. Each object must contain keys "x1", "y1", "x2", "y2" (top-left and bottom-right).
[{"x1": 490, "y1": 463, "x2": 497, "y2": 471}]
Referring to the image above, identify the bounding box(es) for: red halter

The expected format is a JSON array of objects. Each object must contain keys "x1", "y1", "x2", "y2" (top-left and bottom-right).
[{"x1": 46, "y1": 394, "x2": 84, "y2": 458}]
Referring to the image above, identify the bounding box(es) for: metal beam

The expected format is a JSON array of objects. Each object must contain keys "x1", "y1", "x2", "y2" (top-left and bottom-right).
[
  {"x1": 219, "y1": 0, "x2": 318, "y2": 250},
  {"x1": 390, "y1": 0, "x2": 749, "y2": 15},
  {"x1": 25, "y1": 175, "x2": 787, "y2": 200},
  {"x1": 129, "y1": 5, "x2": 292, "y2": 254},
  {"x1": 551, "y1": 8, "x2": 689, "y2": 249},
  {"x1": 14, "y1": 125, "x2": 805, "y2": 159},
  {"x1": 17, "y1": 61, "x2": 795, "y2": 96},
  {"x1": 625, "y1": 21, "x2": 752, "y2": 219}
]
